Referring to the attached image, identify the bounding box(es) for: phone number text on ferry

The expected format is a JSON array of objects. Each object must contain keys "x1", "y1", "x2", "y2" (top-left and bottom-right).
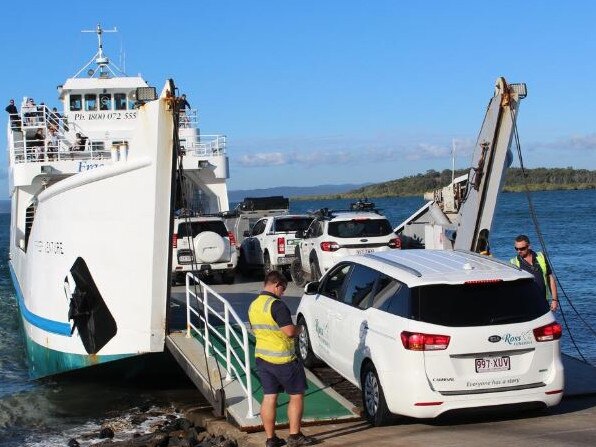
[{"x1": 72, "y1": 112, "x2": 137, "y2": 121}]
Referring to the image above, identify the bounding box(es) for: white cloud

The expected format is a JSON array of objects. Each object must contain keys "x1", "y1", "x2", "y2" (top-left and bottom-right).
[{"x1": 234, "y1": 136, "x2": 477, "y2": 168}]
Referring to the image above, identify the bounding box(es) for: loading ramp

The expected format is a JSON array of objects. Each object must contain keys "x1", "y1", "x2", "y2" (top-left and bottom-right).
[{"x1": 165, "y1": 275, "x2": 361, "y2": 430}]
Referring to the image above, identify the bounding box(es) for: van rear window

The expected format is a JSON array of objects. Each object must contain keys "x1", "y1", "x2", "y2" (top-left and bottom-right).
[
  {"x1": 177, "y1": 221, "x2": 228, "y2": 238},
  {"x1": 328, "y1": 219, "x2": 393, "y2": 238},
  {"x1": 409, "y1": 279, "x2": 550, "y2": 327}
]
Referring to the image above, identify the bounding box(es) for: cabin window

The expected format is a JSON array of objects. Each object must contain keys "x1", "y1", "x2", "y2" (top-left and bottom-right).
[
  {"x1": 127, "y1": 95, "x2": 136, "y2": 110},
  {"x1": 84, "y1": 94, "x2": 97, "y2": 111},
  {"x1": 114, "y1": 93, "x2": 127, "y2": 110},
  {"x1": 70, "y1": 94, "x2": 82, "y2": 111},
  {"x1": 99, "y1": 93, "x2": 112, "y2": 111}
]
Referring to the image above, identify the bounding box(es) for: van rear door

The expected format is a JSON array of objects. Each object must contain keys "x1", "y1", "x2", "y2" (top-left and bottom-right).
[{"x1": 410, "y1": 280, "x2": 558, "y2": 394}]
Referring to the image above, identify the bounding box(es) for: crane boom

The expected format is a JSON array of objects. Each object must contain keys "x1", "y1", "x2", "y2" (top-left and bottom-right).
[{"x1": 395, "y1": 77, "x2": 527, "y2": 252}]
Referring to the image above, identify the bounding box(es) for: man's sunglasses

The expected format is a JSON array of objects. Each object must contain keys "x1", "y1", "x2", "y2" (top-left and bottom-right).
[{"x1": 515, "y1": 245, "x2": 529, "y2": 251}]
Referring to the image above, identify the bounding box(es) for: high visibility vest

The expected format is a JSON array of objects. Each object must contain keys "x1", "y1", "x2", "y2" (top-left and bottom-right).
[
  {"x1": 510, "y1": 251, "x2": 550, "y2": 299},
  {"x1": 248, "y1": 294, "x2": 295, "y2": 364}
]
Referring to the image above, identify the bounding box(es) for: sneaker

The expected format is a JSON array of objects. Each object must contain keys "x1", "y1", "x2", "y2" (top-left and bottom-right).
[
  {"x1": 266, "y1": 435, "x2": 287, "y2": 447},
  {"x1": 287, "y1": 432, "x2": 317, "y2": 446}
]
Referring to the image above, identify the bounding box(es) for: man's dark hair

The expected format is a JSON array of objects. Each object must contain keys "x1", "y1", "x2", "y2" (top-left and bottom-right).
[
  {"x1": 264, "y1": 270, "x2": 287, "y2": 287},
  {"x1": 515, "y1": 234, "x2": 530, "y2": 244}
]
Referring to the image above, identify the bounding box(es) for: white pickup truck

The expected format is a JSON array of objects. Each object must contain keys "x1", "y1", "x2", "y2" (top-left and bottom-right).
[{"x1": 239, "y1": 214, "x2": 314, "y2": 277}]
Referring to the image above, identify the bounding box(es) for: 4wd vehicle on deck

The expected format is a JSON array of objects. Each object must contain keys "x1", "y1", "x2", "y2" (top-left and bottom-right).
[
  {"x1": 295, "y1": 250, "x2": 563, "y2": 426},
  {"x1": 239, "y1": 214, "x2": 314, "y2": 277},
  {"x1": 290, "y1": 207, "x2": 399, "y2": 286},
  {"x1": 172, "y1": 215, "x2": 237, "y2": 284},
  {"x1": 223, "y1": 196, "x2": 290, "y2": 248}
]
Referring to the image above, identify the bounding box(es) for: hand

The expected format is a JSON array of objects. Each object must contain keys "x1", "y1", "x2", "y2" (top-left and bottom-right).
[{"x1": 550, "y1": 299, "x2": 559, "y2": 312}]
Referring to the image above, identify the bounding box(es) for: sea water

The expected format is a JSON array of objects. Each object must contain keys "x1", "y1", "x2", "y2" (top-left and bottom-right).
[{"x1": 0, "y1": 189, "x2": 594, "y2": 444}]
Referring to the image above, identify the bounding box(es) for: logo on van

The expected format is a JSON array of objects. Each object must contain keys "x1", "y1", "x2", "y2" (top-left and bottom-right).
[
  {"x1": 488, "y1": 335, "x2": 501, "y2": 343},
  {"x1": 502, "y1": 330, "x2": 533, "y2": 346}
]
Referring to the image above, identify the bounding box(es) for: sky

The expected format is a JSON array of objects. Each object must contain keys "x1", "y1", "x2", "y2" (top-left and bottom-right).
[{"x1": 1, "y1": 1, "x2": 595, "y2": 195}]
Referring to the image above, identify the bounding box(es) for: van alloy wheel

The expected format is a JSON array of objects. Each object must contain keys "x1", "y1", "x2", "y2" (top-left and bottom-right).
[
  {"x1": 296, "y1": 316, "x2": 317, "y2": 368},
  {"x1": 361, "y1": 362, "x2": 391, "y2": 426},
  {"x1": 364, "y1": 370, "x2": 379, "y2": 417}
]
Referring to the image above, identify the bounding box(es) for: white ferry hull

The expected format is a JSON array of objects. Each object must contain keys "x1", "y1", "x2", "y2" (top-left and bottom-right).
[{"x1": 9, "y1": 94, "x2": 175, "y2": 378}]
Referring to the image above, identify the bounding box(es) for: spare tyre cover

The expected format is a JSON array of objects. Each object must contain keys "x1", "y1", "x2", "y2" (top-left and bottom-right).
[{"x1": 193, "y1": 231, "x2": 227, "y2": 263}]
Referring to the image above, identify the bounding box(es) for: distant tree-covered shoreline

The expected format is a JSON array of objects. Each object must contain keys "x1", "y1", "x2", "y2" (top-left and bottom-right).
[{"x1": 291, "y1": 167, "x2": 596, "y2": 201}]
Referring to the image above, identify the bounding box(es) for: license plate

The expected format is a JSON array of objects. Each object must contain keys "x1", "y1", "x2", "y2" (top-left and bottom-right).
[
  {"x1": 179, "y1": 255, "x2": 193, "y2": 263},
  {"x1": 356, "y1": 248, "x2": 375, "y2": 255},
  {"x1": 475, "y1": 356, "x2": 510, "y2": 373}
]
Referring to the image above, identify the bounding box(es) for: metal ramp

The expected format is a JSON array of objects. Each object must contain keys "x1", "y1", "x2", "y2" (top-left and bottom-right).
[{"x1": 165, "y1": 275, "x2": 360, "y2": 430}]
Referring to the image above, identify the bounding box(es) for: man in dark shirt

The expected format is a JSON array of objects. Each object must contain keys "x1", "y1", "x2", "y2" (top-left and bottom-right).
[
  {"x1": 5, "y1": 99, "x2": 19, "y2": 129},
  {"x1": 248, "y1": 271, "x2": 316, "y2": 447},
  {"x1": 511, "y1": 234, "x2": 558, "y2": 311}
]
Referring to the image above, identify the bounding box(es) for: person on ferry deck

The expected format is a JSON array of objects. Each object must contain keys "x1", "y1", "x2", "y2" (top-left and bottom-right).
[
  {"x1": 248, "y1": 271, "x2": 317, "y2": 447},
  {"x1": 30, "y1": 128, "x2": 45, "y2": 161},
  {"x1": 22, "y1": 98, "x2": 36, "y2": 125},
  {"x1": 5, "y1": 99, "x2": 19, "y2": 129},
  {"x1": 179, "y1": 94, "x2": 191, "y2": 126},
  {"x1": 47, "y1": 128, "x2": 59, "y2": 160},
  {"x1": 49, "y1": 107, "x2": 62, "y2": 131},
  {"x1": 180, "y1": 94, "x2": 191, "y2": 110},
  {"x1": 510, "y1": 234, "x2": 558, "y2": 311},
  {"x1": 74, "y1": 133, "x2": 87, "y2": 151}
]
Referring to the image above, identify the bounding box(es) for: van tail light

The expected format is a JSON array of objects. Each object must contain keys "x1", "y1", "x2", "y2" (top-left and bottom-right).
[
  {"x1": 400, "y1": 331, "x2": 450, "y2": 351},
  {"x1": 228, "y1": 231, "x2": 237, "y2": 248},
  {"x1": 172, "y1": 233, "x2": 178, "y2": 248},
  {"x1": 320, "y1": 241, "x2": 340, "y2": 252},
  {"x1": 533, "y1": 322, "x2": 562, "y2": 342},
  {"x1": 278, "y1": 237, "x2": 285, "y2": 254},
  {"x1": 388, "y1": 237, "x2": 401, "y2": 249}
]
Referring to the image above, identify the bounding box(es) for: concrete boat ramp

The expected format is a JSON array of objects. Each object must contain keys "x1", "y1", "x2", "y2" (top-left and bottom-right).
[{"x1": 165, "y1": 276, "x2": 596, "y2": 445}]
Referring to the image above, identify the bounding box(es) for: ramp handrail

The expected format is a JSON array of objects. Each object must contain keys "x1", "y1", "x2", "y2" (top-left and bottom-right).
[{"x1": 185, "y1": 273, "x2": 255, "y2": 418}]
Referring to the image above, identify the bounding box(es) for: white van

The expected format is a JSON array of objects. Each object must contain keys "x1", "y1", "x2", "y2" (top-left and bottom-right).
[{"x1": 295, "y1": 250, "x2": 563, "y2": 425}]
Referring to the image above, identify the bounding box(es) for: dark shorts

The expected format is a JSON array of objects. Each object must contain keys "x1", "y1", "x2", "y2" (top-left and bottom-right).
[{"x1": 255, "y1": 358, "x2": 307, "y2": 395}]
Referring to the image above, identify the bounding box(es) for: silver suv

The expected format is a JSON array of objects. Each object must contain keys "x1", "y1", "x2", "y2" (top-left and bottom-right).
[
  {"x1": 172, "y1": 215, "x2": 238, "y2": 284},
  {"x1": 291, "y1": 205, "x2": 399, "y2": 285}
]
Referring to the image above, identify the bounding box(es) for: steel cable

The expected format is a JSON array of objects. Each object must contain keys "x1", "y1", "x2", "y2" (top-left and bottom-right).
[{"x1": 509, "y1": 105, "x2": 595, "y2": 366}]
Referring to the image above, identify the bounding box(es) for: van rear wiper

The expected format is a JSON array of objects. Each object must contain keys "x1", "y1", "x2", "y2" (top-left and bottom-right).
[{"x1": 489, "y1": 314, "x2": 527, "y2": 324}]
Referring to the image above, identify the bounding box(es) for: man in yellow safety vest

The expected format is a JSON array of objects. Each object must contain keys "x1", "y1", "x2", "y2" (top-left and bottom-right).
[
  {"x1": 511, "y1": 234, "x2": 558, "y2": 311},
  {"x1": 248, "y1": 270, "x2": 316, "y2": 447}
]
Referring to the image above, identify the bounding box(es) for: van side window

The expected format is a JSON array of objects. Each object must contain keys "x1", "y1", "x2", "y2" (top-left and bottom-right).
[
  {"x1": 99, "y1": 93, "x2": 112, "y2": 110},
  {"x1": 70, "y1": 94, "x2": 82, "y2": 111},
  {"x1": 343, "y1": 264, "x2": 380, "y2": 308},
  {"x1": 383, "y1": 279, "x2": 411, "y2": 317},
  {"x1": 114, "y1": 93, "x2": 127, "y2": 110},
  {"x1": 84, "y1": 94, "x2": 97, "y2": 111},
  {"x1": 320, "y1": 263, "x2": 351, "y2": 301}
]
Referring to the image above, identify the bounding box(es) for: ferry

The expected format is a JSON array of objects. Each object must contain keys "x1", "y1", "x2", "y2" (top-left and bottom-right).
[{"x1": 6, "y1": 25, "x2": 230, "y2": 378}]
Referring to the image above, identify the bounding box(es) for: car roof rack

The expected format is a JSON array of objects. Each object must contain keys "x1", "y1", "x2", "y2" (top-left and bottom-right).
[
  {"x1": 350, "y1": 198, "x2": 376, "y2": 211},
  {"x1": 310, "y1": 204, "x2": 383, "y2": 220}
]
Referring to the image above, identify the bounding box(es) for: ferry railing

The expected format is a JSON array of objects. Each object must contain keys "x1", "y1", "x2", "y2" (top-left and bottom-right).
[
  {"x1": 179, "y1": 109, "x2": 199, "y2": 129},
  {"x1": 183, "y1": 135, "x2": 227, "y2": 157},
  {"x1": 185, "y1": 273, "x2": 255, "y2": 418},
  {"x1": 9, "y1": 134, "x2": 113, "y2": 164}
]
